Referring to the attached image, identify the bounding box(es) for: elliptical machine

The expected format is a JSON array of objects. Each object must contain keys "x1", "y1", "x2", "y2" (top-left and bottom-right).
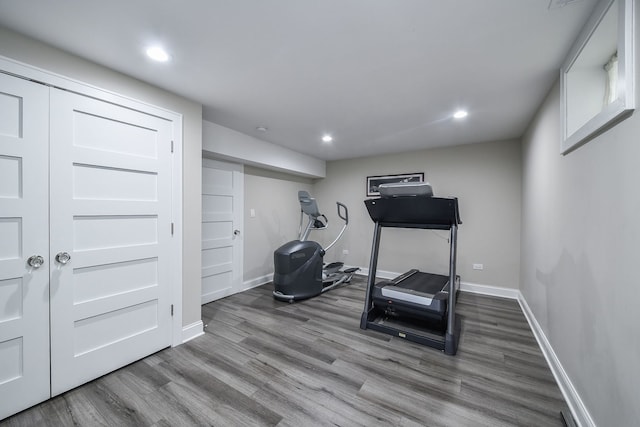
[{"x1": 273, "y1": 191, "x2": 359, "y2": 302}]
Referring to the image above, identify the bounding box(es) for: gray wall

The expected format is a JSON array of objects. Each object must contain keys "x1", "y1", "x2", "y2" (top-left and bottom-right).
[
  {"x1": 312, "y1": 140, "x2": 522, "y2": 289},
  {"x1": 0, "y1": 27, "x2": 203, "y2": 329},
  {"x1": 521, "y1": 77, "x2": 640, "y2": 425},
  {"x1": 243, "y1": 166, "x2": 313, "y2": 281}
]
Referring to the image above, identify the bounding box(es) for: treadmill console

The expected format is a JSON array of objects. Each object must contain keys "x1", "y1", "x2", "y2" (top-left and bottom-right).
[{"x1": 378, "y1": 181, "x2": 433, "y2": 197}]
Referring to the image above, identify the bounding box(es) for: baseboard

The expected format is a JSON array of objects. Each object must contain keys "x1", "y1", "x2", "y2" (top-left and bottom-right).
[
  {"x1": 242, "y1": 274, "x2": 273, "y2": 291},
  {"x1": 459, "y1": 281, "x2": 520, "y2": 299},
  {"x1": 517, "y1": 294, "x2": 595, "y2": 427},
  {"x1": 181, "y1": 320, "x2": 204, "y2": 344},
  {"x1": 354, "y1": 266, "x2": 398, "y2": 281}
]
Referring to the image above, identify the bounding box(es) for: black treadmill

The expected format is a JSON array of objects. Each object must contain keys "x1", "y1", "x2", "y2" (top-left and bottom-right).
[{"x1": 360, "y1": 182, "x2": 462, "y2": 355}]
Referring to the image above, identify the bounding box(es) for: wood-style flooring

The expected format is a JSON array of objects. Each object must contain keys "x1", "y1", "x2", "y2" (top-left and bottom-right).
[{"x1": 2, "y1": 277, "x2": 568, "y2": 426}]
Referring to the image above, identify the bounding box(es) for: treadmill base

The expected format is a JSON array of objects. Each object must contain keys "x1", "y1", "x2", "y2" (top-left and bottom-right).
[{"x1": 361, "y1": 309, "x2": 461, "y2": 355}]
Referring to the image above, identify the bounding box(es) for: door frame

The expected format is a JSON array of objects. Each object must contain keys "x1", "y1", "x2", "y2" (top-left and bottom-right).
[{"x1": 0, "y1": 56, "x2": 184, "y2": 347}]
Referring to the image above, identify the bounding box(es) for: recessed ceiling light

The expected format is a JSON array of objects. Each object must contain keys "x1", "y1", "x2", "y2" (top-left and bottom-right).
[
  {"x1": 146, "y1": 46, "x2": 170, "y2": 62},
  {"x1": 322, "y1": 134, "x2": 333, "y2": 143},
  {"x1": 256, "y1": 126, "x2": 268, "y2": 132},
  {"x1": 453, "y1": 110, "x2": 468, "y2": 119}
]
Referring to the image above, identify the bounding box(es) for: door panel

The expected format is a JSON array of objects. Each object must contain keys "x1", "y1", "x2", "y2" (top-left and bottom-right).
[
  {"x1": 0, "y1": 73, "x2": 50, "y2": 420},
  {"x1": 49, "y1": 89, "x2": 173, "y2": 395},
  {"x1": 201, "y1": 159, "x2": 243, "y2": 304}
]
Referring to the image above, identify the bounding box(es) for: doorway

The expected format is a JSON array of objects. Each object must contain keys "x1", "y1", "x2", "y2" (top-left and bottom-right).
[{"x1": 201, "y1": 158, "x2": 244, "y2": 304}]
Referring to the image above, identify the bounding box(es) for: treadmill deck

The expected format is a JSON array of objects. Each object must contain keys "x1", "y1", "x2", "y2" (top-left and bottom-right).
[
  {"x1": 380, "y1": 271, "x2": 449, "y2": 303},
  {"x1": 373, "y1": 271, "x2": 457, "y2": 319}
]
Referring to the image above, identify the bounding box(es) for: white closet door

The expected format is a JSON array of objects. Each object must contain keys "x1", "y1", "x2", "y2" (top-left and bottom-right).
[
  {"x1": 49, "y1": 89, "x2": 173, "y2": 395},
  {"x1": 201, "y1": 159, "x2": 244, "y2": 304},
  {"x1": 0, "y1": 74, "x2": 50, "y2": 419}
]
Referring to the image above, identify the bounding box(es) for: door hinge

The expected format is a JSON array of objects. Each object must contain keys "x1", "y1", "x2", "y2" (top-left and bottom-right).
[
  {"x1": 171, "y1": 222, "x2": 174, "y2": 235},
  {"x1": 171, "y1": 304, "x2": 174, "y2": 316},
  {"x1": 171, "y1": 140, "x2": 174, "y2": 153}
]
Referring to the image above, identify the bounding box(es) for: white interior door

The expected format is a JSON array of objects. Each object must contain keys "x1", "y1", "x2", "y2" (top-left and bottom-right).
[
  {"x1": 0, "y1": 74, "x2": 50, "y2": 419},
  {"x1": 49, "y1": 89, "x2": 174, "y2": 395},
  {"x1": 201, "y1": 158, "x2": 243, "y2": 304}
]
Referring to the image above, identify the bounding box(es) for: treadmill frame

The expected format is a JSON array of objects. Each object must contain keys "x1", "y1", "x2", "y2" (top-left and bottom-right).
[{"x1": 360, "y1": 197, "x2": 461, "y2": 355}]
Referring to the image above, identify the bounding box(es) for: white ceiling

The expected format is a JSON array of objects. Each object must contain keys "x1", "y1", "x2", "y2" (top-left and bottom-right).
[{"x1": 0, "y1": 0, "x2": 597, "y2": 161}]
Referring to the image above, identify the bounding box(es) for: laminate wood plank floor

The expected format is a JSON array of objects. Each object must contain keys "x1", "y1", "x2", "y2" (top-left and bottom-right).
[{"x1": 2, "y1": 277, "x2": 568, "y2": 426}]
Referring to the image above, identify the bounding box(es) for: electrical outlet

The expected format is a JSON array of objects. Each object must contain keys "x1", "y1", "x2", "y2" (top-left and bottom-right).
[
  {"x1": 250, "y1": 208, "x2": 256, "y2": 218},
  {"x1": 473, "y1": 263, "x2": 484, "y2": 270},
  {"x1": 342, "y1": 249, "x2": 349, "y2": 255}
]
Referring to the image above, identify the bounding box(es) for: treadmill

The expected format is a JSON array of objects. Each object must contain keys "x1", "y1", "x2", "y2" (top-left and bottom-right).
[{"x1": 360, "y1": 182, "x2": 462, "y2": 355}]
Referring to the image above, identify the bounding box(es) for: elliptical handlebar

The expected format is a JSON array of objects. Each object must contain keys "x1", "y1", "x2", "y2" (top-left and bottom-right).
[
  {"x1": 336, "y1": 202, "x2": 348, "y2": 225},
  {"x1": 325, "y1": 201, "x2": 348, "y2": 252}
]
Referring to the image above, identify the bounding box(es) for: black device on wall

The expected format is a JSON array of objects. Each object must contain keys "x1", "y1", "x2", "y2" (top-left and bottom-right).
[{"x1": 360, "y1": 182, "x2": 462, "y2": 355}]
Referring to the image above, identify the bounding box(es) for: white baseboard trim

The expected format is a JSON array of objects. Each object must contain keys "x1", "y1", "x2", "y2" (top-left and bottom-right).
[
  {"x1": 517, "y1": 294, "x2": 595, "y2": 427},
  {"x1": 459, "y1": 281, "x2": 520, "y2": 299},
  {"x1": 242, "y1": 273, "x2": 273, "y2": 291},
  {"x1": 181, "y1": 320, "x2": 204, "y2": 344},
  {"x1": 354, "y1": 267, "x2": 398, "y2": 281}
]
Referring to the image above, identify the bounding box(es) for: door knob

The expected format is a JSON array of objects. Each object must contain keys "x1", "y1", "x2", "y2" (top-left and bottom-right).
[
  {"x1": 233, "y1": 229, "x2": 241, "y2": 236},
  {"x1": 55, "y1": 252, "x2": 71, "y2": 265},
  {"x1": 27, "y1": 255, "x2": 45, "y2": 268}
]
